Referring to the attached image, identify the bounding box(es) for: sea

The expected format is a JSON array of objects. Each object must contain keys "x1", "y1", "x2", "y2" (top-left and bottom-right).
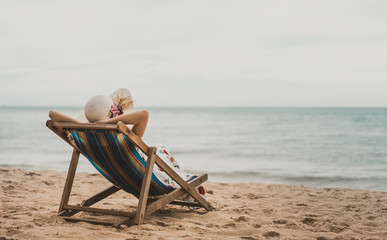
[{"x1": 1, "y1": 106, "x2": 386, "y2": 192}]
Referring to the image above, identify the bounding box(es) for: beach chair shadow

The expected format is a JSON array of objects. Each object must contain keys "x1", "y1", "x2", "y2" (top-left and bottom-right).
[{"x1": 46, "y1": 120, "x2": 213, "y2": 227}]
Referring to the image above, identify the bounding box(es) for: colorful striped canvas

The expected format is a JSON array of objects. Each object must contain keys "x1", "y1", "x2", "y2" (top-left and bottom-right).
[{"x1": 65, "y1": 129, "x2": 175, "y2": 196}]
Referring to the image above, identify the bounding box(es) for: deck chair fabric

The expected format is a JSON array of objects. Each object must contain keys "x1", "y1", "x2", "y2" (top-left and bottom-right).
[
  {"x1": 46, "y1": 120, "x2": 213, "y2": 227},
  {"x1": 67, "y1": 128, "x2": 176, "y2": 196}
]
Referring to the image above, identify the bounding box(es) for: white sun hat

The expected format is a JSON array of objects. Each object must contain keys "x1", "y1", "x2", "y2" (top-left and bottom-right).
[{"x1": 84, "y1": 95, "x2": 113, "y2": 122}]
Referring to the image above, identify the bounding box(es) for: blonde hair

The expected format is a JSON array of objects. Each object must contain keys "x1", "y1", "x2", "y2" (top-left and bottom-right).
[{"x1": 110, "y1": 88, "x2": 134, "y2": 112}]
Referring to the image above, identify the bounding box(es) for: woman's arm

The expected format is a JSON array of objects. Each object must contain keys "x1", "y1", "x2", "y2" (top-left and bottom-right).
[
  {"x1": 49, "y1": 110, "x2": 149, "y2": 137},
  {"x1": 97, "y1": 110, "x2": 149, "y2": 137},
  {"x1": 49, "y1": 110, "x2": 80, "y2": 123}
]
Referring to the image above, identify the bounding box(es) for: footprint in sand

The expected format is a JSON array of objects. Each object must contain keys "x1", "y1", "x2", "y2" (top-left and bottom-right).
[
  {"x1": 155, "y1": 221, "x2": 169, "y2": 227},
  {"x1": 363, "y1": 222, "x2": 379, "y2": 227},
  {"x1": 367, "y1": 215, "x2": 377, "y2": 220},
  {"x1": 205, "y1": 223, "x2": 220, "y2": 229},
  {"x1": 273, "y1": 219, "x2": 287, "y2": 225},
  {"x1": 241, "y1": 237, "x2": 258, "y2": 240},
  {"x1": 263, "y1": 208, "x2": 275, "y2": 215},
  {"x1": 295, "y1": 203, "x2": 308, "y2": 207},
  {"x1": 247, "y1": 193, "x2": 262, "y2": 199},
  {"x1": 24, "y1": 172, "x2": 41, "y2": 176},
  {"x1": 344, "y1": 205, "x2": 357, "y2": 211},
  {"x1": 42, "y1": 180, "x2": 54, "y2": 186},
  {"x1": 252, "y1": 223, "x2": 262, "y2": 228},
  {"x1": 223, "y1": 222, "x2": 236, "y2": 228},
  {"x1": 316, "y1": 237, "x2": 329, "y2": 240},
  {"x1": 233, "y1": 207, "x2": 247, "y2": 214},
  {"x1": 302, "y1": 217, "x2": 317, "y2": 225},
  {"x1": 232, "y1": 194, "x2": 241, "y2": 199},
  {"x1": 234, "y1": 216, "x2": 248, "y2": 222},
  {"x1": 328, "y1": 223, "x2": 348, "y2": 233},
  {"x1": 263, "y1": 231, "x2": 280, "y2": 238}
]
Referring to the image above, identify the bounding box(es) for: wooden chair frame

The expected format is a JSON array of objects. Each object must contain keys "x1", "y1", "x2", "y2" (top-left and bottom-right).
[{"x1": 46, "y1": 120, "x2": 213, "y2": 227}]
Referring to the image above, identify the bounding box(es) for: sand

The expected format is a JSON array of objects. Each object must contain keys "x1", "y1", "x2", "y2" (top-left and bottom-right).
[{"x1": 1, "y1": 167, "x2": 387, "y2": 240}]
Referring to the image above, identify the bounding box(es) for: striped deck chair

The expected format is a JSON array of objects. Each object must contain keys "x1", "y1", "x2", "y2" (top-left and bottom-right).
[{"x1": 46, "y1": 120, "x2": 213, "y2": 227}]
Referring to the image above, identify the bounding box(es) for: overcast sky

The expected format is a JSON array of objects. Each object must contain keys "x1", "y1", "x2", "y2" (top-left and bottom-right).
[{"x1": 1, "y1": 0, "x2": 386, "y2": 107}]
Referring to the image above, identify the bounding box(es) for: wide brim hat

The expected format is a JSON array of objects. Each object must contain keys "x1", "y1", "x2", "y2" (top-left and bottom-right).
[
  {"x1": 84, "y1": 95, "x2": 113, "y2": 122},
  {"x1": 110, "y1": 88, "x2": 134, "y2": 113}
]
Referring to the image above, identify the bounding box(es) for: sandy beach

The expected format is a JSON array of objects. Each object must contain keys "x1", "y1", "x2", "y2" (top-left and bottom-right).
[{"x1": 1, "y1": 167, "x2": 387, "y2": 240}]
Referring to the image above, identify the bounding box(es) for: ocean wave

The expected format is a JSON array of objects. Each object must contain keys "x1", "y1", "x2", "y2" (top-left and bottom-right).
[
  {"x1": 191, "y1": 169, "x2": 384, "y2": 181},
  {"x1": 185, "y1": 169, "x2": 387, "y2": 191},
  {"x1": 0, "y1": 163, "x2": 36, "y2": 169}
]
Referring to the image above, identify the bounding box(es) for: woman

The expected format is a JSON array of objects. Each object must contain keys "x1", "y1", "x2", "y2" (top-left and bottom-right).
[
  {"x1": 50, "y1": 88, "x2": 149, "y2": 138},
  {"x1": 49, "y1": 109, "x2": 149, "y2": 137},
  {"x1": 49, "y1": 89, "x2": 206, "y2": 198}
]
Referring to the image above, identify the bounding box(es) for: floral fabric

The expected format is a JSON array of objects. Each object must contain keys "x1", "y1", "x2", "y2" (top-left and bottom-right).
[
  {"x1": 136, "y1": 145, "x2": 192, "y2": 188},
  {"x1": 135, "y1": 145, "x2": 207, "y2": 202}
]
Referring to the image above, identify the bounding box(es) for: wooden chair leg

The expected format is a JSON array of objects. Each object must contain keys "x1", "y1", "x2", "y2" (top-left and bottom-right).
[
  {"x1": 134, "y1": 147, "x2": 157, "y2": 225},
  {"x1": 117, "y1": 121, "x2": 214, "y2": 211},
  {"x1": 145, "y1": 174, "x2": 209, "y2": 217},
  {"x1": 59, "y1": 149, "x2": 80, "y2": 213},
  {"x1": 153, "y1": 155, "x2": 214, "y2": 211}
]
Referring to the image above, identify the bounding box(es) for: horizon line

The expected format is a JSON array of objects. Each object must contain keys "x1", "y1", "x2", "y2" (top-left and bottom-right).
[{"x1": 1, "y1": 105, "x2": 386, "y2": 108}]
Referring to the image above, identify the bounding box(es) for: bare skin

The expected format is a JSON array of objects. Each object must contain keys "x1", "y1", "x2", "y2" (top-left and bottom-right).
[
  {"x1": 97, "y1": 110, "x2": 149, "y2": 137},
  {"x1": 49, "y1": 110, "x2": 149, "y2": 137}
]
